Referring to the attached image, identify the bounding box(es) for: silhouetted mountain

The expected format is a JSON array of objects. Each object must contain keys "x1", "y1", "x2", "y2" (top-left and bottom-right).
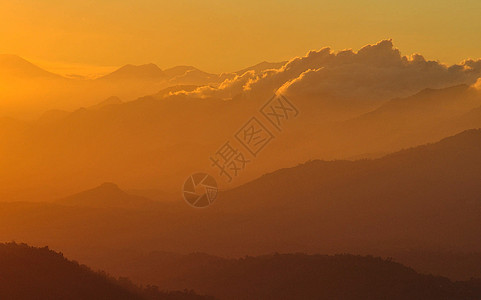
[
  {"x1": 337, "y1": 85, "x2": 481, "y2": 152},
  {"x1": 390, "y1": 250, "x2": 481, "y2": 281},
  {"x1": 0, "y1": 89, "x2": 254, "y2": 201},
  {"x1": 353, "y1": 85, "x2": 478, "y2": 126},
  {"x1": 98, "y1": 64, "x2": 167, "y2": 81},
  {"x1": 234, "y1": 60, "x2": 286, "y2": 75},
  {"x1": 0, "y1": 54, "x2": 62, "y2": 79},
  {"x1": 278, "y1": 84, "x2": 481, "y2": 165},
  {"x1": 163, "y1": 66, "x2": 199, "y2": 78},
  {"x1": 89, "y1": 96, "x2": 123, "y2": 110},
  {"x1": 1, "y1": 129, "x2": 481, "y2": 280},
  {"x1": 57, "y1": 182, "x2": 154, "y2": 208},
  {"x1": 0, "y1": 54, "x2": 63, "y2": 79},
  {"x1": 0, "y1": 57, "x2": 170, "y2": 118},
  {"x1": 208, "y1": 129, "x2": 481, "y2": 254},
  {"x1": 5, "y1": 78, "x2": 481, "y2": 202},
  {"x1": 167, "y1": 69, "x2": 221, "y2": 86},
  {"x1": 160, "y1": 61, "x2": 290, "y2": 92},
  {"x1": 100, "y1": 251, "x2": 481, "y2": 300},
  {"x1": 0, "y1": 242, "x2": 214, "y2": 300}
]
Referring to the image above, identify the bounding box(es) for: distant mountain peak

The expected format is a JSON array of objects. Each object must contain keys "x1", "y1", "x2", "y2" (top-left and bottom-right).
[
  {"x1": 97, "y1": 181, "x2": 121, "y2": 190},
  {"x1": 98, "y1": 63, "x2": 166, "y2": 81},
  {"x1": 235, "y1": 60, "x2": 287, "y2": 75},
  {"x1": 163, "y1": 65, "x2": 200, "y2": 77},
  {"x1": 417, "y1": 84, "x2": 470, "y2": 95},
  {"x1": 119, "y1": 63, "x2": 160, "y2": 71},
  {"x1": 0, "y1": 54, "x2": 62, "y2": 79},
  {"x1": 0, "y1": 53, "x2": 25, "y2": 62},
  {"x1": 89, "y1": 96, "x2": 123, "y2": 110},
  {"x1": 57, "y1": 182, "x2": 153, "y2": 208}
]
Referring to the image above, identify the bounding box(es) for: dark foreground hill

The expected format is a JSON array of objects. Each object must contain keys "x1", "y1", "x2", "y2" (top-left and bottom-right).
[
  {"x1": 2, "y1": 242, "x2": 480, "y2": 300},
  {"x1": 0, "y1": 242, "x2": 214, "y2": 300},
  {"x1": 93, "y1": 251, "x2": 481, "y2": 300}
]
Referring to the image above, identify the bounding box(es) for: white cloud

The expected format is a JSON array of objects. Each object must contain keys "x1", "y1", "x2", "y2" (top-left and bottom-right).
[{"x1": 175, "y1": 40, "x2": 481, "y2": 104}]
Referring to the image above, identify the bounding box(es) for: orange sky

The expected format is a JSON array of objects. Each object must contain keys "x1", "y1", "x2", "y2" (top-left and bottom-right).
[{"x1": 1, "y1": 0, "x2": 481, "y2": 75}]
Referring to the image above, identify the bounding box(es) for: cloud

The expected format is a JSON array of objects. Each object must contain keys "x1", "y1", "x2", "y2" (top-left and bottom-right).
[
  {"x1": 175, "y1": 40, "x2": 481, "y2": 104},
  {"x1": 473, "y1": 77, "x2": 481, "y2": 90},
  {"x1": 280, "y1": 41, "x2": 481, "y2": 102},
  {"x1": 173, "y1": 70, "x2": 256, "y2": 99}
]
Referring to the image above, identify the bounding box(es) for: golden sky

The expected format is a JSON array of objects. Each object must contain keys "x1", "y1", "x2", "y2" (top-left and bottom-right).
[{"x1": 1, "y1": 0, "x2": 481, "y2": 75}]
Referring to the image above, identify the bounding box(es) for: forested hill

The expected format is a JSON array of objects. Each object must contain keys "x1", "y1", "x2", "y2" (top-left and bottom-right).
[{"x1": 0, "y1": 242, "x2": 215, "y2": 300}]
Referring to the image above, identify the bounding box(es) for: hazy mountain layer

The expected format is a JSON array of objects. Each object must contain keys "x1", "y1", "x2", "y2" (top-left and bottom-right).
[{"x1": 0, "y1": 130, "x2": 480, "y2": 280}]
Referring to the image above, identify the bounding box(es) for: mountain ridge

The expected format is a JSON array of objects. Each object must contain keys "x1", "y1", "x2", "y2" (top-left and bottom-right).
[
  {"x1": 97, "y1": 63, "x2": 167, "y2": 81},
  {"x1": 0, "y1": 242, "x2": 214, "y2": 300},
  {"x1": 0, "y1": 54, "x2": 64, "y2": 79},
  {"x1": 56, "y1": 182, "x2": 154, "y2": 208},
  {"x1": 98, "y1": 251, "x2": 481, "y2": 300}
]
